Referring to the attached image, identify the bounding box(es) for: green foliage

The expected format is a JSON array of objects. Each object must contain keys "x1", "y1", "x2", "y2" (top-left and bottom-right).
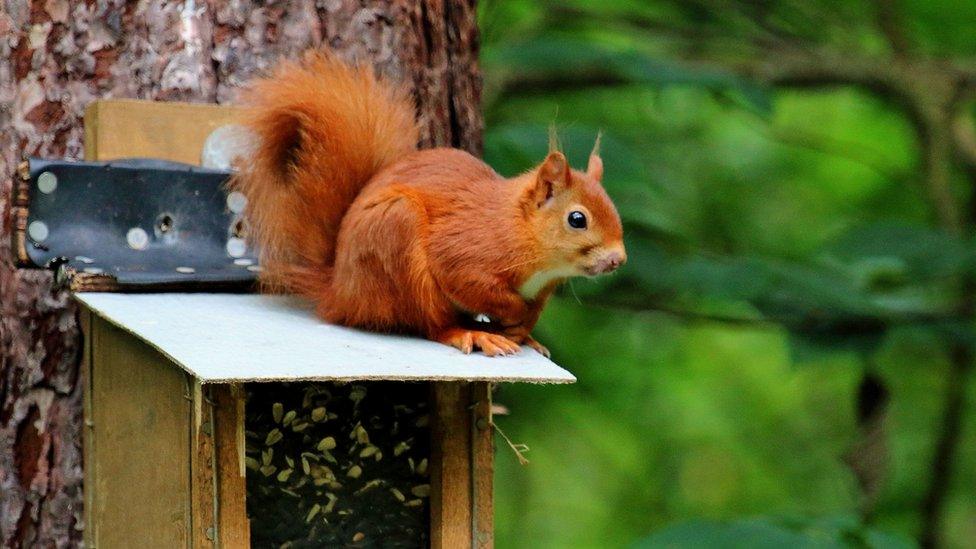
[
  {"x1": 635, "y1": 515, "x2": 915, "y2": 549},
  {"x1": 481, "y1": 0, "x2": 976, "y2": 548}
]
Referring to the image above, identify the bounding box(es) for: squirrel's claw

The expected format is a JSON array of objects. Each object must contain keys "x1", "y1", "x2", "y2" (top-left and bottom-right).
[
  {"x1": 437, "y1": 329, "x2": 522, "y2": 357},
  {"x1": 524, "y1": 336, "x2": 550, "y2": 358}
]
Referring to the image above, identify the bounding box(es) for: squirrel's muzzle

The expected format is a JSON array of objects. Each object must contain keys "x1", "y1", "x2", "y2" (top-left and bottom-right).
[{"x1": 587, "y1": 248, "x2": 626, "y2": 275}]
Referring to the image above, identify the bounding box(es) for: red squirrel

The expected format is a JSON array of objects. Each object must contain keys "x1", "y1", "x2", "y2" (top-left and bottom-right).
[{"x1": 232, "y1": 51, "x2": 625, "y2": 357}]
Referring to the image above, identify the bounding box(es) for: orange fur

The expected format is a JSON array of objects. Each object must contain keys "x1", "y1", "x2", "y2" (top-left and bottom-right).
[{"x1": 233, "y1": 51, "x2": 626, "y2": 356}]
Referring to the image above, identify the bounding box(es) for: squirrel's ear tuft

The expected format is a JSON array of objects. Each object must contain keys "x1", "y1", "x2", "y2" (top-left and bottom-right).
[{"x1": 587, "y1": 132, "x2": 603, "y2": 181}]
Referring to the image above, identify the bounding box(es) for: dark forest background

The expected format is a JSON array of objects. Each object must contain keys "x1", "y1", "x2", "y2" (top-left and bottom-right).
[{"x1": 480, "y1": 1, "x2": 976, "y2": 547}]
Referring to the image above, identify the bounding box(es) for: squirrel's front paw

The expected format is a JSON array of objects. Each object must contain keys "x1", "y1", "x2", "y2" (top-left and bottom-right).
[{"x1": 436, "y1": 329, "x2": 522, "y2": 357}]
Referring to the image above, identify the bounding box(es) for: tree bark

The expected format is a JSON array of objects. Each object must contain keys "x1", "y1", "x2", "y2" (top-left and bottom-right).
[{"x1": 0, "y1": 1, "x2": 481, "y2": 546}]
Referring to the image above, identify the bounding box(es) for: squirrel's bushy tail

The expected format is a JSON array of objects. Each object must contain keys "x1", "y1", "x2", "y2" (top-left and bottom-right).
[{"x1": 233, "y1": 51, "x2": 419, "y2": 295}]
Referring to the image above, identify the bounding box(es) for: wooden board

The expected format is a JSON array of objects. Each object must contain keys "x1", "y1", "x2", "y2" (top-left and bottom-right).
[
  {"x1": 471, "y1": 382, "x2": 495, "y2": 548},
  {"x1": 430, "y1": 382, "x2": 495, "y2": 548},
  {"x1": 87, "y1": 315, "x2": 192, "y2": 548},
  {"x1": 191, "y1": 381, "x2": 217, "y2": 548},
  {"x1": 80, "y1": 309, "x2": 95, "y2": 549},
  {"x1": 214, "y1": 384, "x2": 250, "y2": 548},
  {"x1": 431, "y1": 383, "x2": 472, "y2": 549},
  {"x1": 84, "y1": 99, "x2": 243, "y2": 164}
]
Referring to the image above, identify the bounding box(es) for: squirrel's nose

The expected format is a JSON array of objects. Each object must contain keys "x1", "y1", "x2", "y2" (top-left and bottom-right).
[{"x1": 599, "y1": 250, "x2": 626, "y2": 273}]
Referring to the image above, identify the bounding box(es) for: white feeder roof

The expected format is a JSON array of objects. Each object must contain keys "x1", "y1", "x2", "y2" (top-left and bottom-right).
[{"x1": 75, "y1": 293, "x2": 576, "y2": 384}]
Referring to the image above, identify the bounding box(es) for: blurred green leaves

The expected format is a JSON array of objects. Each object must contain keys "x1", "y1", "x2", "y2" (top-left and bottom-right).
[
  {"x1": 635, "y1": 515, "x2": 915, "y2": 549},
  {"x1": 481, "y1": 0, "x2": 976, "y2": 547}
]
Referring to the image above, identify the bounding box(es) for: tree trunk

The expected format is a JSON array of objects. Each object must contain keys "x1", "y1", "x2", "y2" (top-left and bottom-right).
[{"x1": 0, "y1": 1, "x2": 482, "y2": 545}]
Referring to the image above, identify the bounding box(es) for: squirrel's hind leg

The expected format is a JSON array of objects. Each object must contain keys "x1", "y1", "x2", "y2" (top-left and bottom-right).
[{"x1": 331, "y1": 187, "x2": 454, "y2": 333}]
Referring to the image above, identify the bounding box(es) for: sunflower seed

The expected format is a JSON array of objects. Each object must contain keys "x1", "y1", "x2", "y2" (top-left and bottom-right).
[
  {"x1": 305, "y1": 503, "x2": 321, "y2": 523},
  {"x1": 282, "y1": 410, "x2": 297, "y2": 426},
  {"x1": 349, "y1": 385, "x2": 367, "y2": 404},
  {"x1": 355, "y1": 425, "x2": 369, "y2": 444},
  {"x1": 323, "y1": 493, "x2": 338, "y2": 513},
  {"x1": 317, "y1": 436, "x2": 336, "y2": 451},
  {"x1": 311, "y1": 407, "x2": 327, "y2": 422},
  {"x1": 354, "y1": 479, "x2": 383, "y2": 496},
  {"x1": 393, "y1": 441, "x2": 410, "y2": 456},
  {"x1": 265, "y1": 429, "x2": 283, "y2": 446}
]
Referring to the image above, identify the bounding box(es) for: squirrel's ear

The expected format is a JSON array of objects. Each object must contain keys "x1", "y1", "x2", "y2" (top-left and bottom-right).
[
  {"x1": 525, "y1": 151, "x2": 572, "y2": 208},
  {"x1": 587, "y1": 132, "x2": 603, "y2": 181},
  {"x1": 536, "y1": 151, "x2": 572, "y2": 200}
]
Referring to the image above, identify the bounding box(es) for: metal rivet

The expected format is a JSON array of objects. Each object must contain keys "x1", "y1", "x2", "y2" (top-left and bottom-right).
[
  {"x1": 226, "y1": 237, "x2": 247, "y2": 258},
  {"x1": 126, "y1": 227, "x2": 149, "y2": 250},
  {"x1": 234, "y1": 258, "x2": 254, "y2": 266},
  {"x1": 176, "y1": 266, "x2": 195, "y2": 274},
  {"x1": 227, "y1": 191, "x2": 247, "y2": 214},
  {"x1": 37, "y1": 171, "x2": 57, "y2": 194},
  {"x1": 28, "y1": 221, "x2": 49, "y2": 242},
  {"x1": 205, "y1": 526, "x2": 215, "y2": 540}
]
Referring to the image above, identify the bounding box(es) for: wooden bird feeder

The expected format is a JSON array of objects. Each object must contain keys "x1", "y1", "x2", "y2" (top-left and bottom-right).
[{"x1": 12, "y1": 100, "x2": 574, "y2": 548}]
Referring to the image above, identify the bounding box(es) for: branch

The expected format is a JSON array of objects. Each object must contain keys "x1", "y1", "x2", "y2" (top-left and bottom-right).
[
  {"x1": 596, "y1": 297, "x2": 964, "y2": 330},
  {"x1": 919, "y1": 339, "x2": 973, "y2": 548},
  {"x1": 950, "y1": 108, "x2": 976, "y2": 169},
  {"x1": 874, "y1": 0, "x2": 913, "y2": 56}
]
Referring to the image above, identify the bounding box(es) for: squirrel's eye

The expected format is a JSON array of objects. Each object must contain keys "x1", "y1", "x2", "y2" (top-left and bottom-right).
[{"x1": 567, "y1": 210, "x2": 587, "y2": 229}]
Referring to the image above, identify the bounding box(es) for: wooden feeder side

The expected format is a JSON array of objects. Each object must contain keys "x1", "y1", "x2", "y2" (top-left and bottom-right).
[
  {"x1": 82, "y1": 313, "x2": 194, "y2": 547},
  {"x1": 82, "y1": 314, "x2": 250, "y2": 548},
  {"x1": 431, "y1": 382, "x2": 494, "y2": 549}
]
